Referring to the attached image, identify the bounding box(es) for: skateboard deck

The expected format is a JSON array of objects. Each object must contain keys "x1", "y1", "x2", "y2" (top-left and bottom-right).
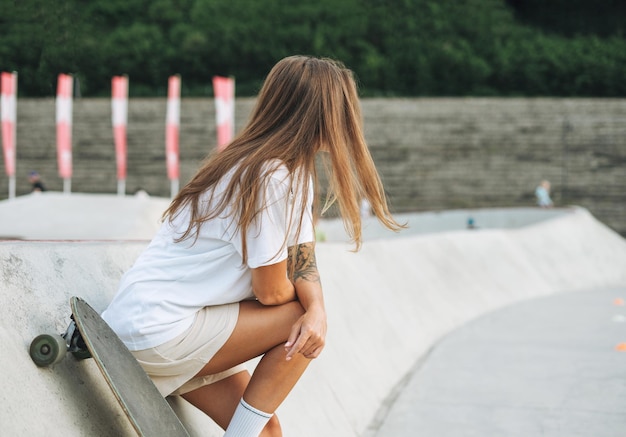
[{"x1": 30, "y1": 296, "x2": 190, "y2": 437}]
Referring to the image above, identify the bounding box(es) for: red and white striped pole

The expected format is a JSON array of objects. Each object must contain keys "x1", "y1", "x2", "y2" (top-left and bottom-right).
[
  {"x1": 212, "y1": 76, "x2": 235, "y2": 151},
  {"x1": 56, "y1": 73, "x2": 73, "y2": 194},
  {"x1": 112, "y1": 75, "x2": 128, "y2": 196},
  {"x1": 1, "y1": 71, "x2": 17, "y2": 199},
  {"x1": 166, "y1": 75, "x2": 181, "y2": 198}
]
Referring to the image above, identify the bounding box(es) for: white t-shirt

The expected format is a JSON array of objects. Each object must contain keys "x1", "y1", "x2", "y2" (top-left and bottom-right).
[{"x1": 102, "y1": 163, "x2": 314, "y2": 351}]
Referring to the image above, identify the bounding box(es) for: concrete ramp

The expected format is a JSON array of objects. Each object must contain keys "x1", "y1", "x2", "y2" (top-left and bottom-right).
[
  {"x1": 0, "y1": 192, "x2": 169, "y2": 240},
  {"x1": 1, "y1": 206, "x2": 625, "y2": 436}
]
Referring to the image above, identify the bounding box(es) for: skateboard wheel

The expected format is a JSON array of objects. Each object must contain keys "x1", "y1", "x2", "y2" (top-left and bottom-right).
[{"x1": 30, "y1": 334, "x2": 67, "y2": 367}]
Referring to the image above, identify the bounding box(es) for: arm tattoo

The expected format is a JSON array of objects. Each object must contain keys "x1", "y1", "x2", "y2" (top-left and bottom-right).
[{"x1": 287, "y1": 242, "x2": 321, "y2": 284}]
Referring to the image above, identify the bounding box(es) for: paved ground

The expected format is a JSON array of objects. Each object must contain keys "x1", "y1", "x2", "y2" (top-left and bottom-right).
[{"x1": 374, "y1": 287, "x2": 626, "y2": 437}]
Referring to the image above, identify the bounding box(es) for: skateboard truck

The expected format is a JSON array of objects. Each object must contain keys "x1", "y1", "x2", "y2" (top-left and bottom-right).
[
  {"x1": 64, "y1": 316, "x2": 92, "y2": 360},
  {"x1": 29, "y1": 316, "x2": 91, "y2": 367}
]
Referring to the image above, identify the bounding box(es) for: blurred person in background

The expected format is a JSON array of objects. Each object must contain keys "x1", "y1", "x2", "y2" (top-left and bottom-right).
[
  {"x1": 28, "y1": 171, "x2": 46, "y2": 192},
  {"x1": 535, "y1": 180, "x2": 553, "y2": 208}
]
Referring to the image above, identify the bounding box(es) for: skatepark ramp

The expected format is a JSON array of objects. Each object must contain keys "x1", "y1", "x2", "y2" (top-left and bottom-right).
[
  {"x1": 1, "y1": 194, "x2": 625, "y2": 436},
  {"x1": 0, "y1": 192, "x2": 169, "y2": 240}
]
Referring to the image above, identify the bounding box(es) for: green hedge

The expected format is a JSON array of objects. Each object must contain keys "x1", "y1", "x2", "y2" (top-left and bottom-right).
[{"x1": 0, "y1": 0, "x2": 624, "y2": 97}]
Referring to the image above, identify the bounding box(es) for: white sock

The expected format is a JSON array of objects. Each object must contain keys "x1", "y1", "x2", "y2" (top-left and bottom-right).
[{"x1": 224, "y1": 397, "x2": 273, "y2": 437}]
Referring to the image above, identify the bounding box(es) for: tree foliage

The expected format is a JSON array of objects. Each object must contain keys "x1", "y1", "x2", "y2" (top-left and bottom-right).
[{"x1": 0, "y1": 0, "x2": 624, "y2": 97}]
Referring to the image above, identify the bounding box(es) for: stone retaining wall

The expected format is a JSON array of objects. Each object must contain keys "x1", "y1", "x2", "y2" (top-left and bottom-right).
[{"x1": 2, "y1": 98, "x2": 625, "y2": 235}]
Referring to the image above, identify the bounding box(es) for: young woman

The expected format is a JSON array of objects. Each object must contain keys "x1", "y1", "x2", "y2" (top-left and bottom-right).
[{"x1": 102, "y1": 55, "x2": 402, "y2": 436}]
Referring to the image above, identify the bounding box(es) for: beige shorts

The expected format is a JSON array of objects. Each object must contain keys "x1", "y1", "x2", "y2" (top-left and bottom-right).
[{"x1": 131, "y1": 302, "x2": 247, "y2": 397}]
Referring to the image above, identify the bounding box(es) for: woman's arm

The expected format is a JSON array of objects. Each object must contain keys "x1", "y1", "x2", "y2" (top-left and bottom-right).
[
  {"x1": 285, "y1": 241, "x2": 327, "y2": 360},
  {"x1": 251, "y1": 259, "x2": 296, "y2": 305}
]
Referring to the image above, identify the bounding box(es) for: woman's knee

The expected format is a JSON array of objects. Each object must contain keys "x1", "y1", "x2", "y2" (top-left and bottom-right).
[
  {"x1": 241, "y1": 299, "x2": 305, "y2": 326},
  {"x1": 285, "y1": 299, "x2": 305, "y2": 318}
]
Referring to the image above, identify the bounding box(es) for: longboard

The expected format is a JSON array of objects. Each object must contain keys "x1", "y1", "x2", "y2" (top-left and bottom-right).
[{"x1": 30, "y1": 296, "x2": 189, "y2": 437}]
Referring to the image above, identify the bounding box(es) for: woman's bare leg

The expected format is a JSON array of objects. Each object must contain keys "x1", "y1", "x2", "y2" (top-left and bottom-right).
[
  {"x1": 242, "y1": 341, "x2": 310, "y2": 411},
  {"x1": 183, "y1": 300, "x2": 311, "y2": 421},
  {"x1": 181, "y1": 370, "x2": 282, "y2": 436},
  {"x1": 202, "y1": 300, "x2": 307, "y2": 372}
]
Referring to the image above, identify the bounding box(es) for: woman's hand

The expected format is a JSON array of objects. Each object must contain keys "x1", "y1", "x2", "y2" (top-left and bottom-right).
[{"x1": 285, "y1": 303, "x2": 327, "y2": 360}]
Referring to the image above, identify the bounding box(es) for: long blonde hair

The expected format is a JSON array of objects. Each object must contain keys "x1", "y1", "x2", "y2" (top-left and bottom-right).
[{"x1": 164, "y1": 55, "x2": 402, "y2": 262}]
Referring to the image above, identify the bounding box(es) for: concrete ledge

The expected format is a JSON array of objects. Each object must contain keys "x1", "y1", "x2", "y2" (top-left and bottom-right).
[
  {"x1": 1, "y1": 207, "x2": 625, "y2": 436},
  {"x1": 319, "y1": 207, "x2": 573, "y2": 242},
  {"x1": 0, "y1": 192, "x2": 170, "y2": 240}
]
